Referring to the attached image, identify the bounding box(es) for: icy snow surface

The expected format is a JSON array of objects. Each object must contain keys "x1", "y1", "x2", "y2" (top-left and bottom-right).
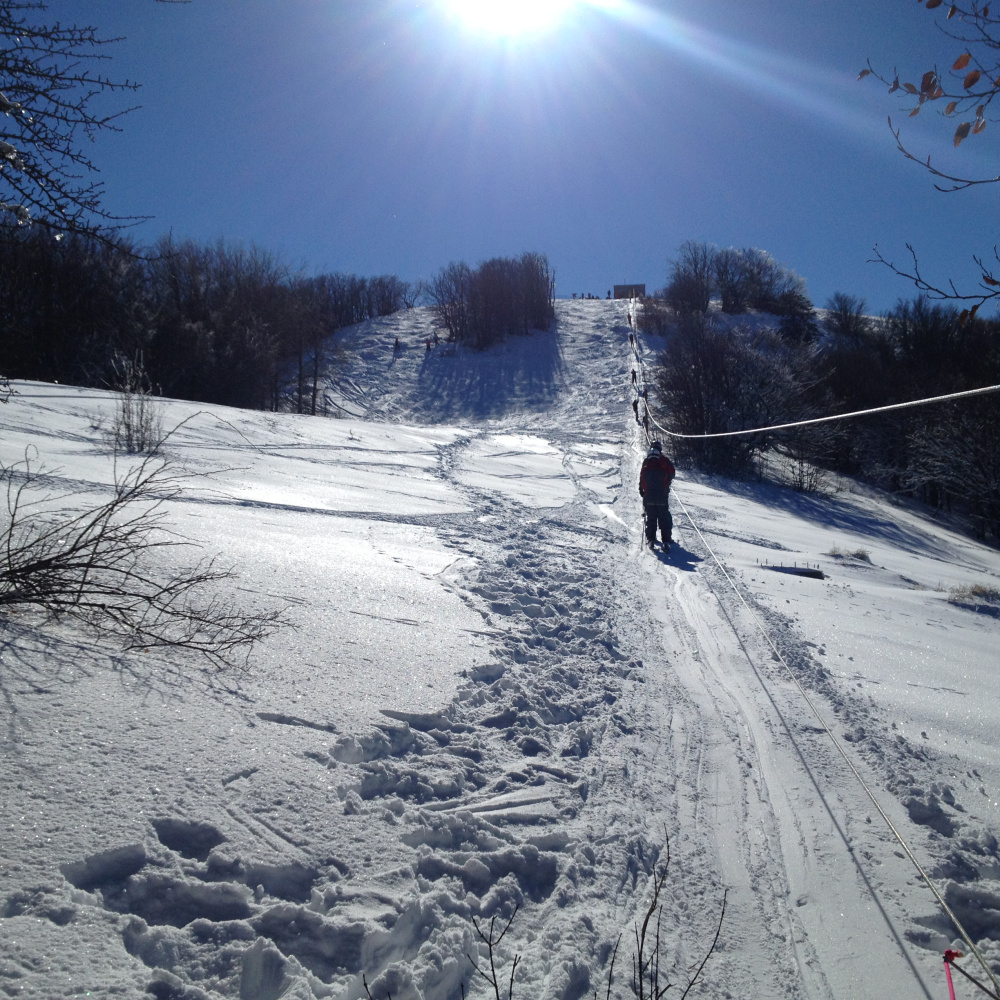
[{"x1": 3, "y1": 301, "x2": 1000, "y2": 1000}]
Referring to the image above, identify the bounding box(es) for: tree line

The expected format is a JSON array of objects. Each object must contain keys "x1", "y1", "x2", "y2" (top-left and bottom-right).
[
  {"x1": 427, "y1": 252, "x2": 556, "y2": 349},
  {"x1": 0, "y1": 225, "x2": 413, "y2": 413},
  {"x1": 641, "y1": 241, "x2": 1000, "y2": 541}
]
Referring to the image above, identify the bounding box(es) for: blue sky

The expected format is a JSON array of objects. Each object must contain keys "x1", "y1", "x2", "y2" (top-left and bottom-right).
[{"x1": 45, "y1": 0, "x2": 999, "y2": 312}]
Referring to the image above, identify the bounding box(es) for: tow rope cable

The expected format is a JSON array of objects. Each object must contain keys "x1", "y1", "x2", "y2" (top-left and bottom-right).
[
  {"x1": 625, "y1": 324, "x2": 1000, "y2": 441},
  {"x1": 625, "y1": 310, "x2": 1000, "y2": 998}
]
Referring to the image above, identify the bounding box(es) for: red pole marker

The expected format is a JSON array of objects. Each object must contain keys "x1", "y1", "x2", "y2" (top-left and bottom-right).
[{"x1": 944, "y1": 950, "x2": 964, "y2": 1000}]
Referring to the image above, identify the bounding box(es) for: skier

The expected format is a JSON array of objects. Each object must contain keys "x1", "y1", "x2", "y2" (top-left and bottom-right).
[
  {"x1": 631, "y1": 399, "x2": 639, "y2": 421},
  {"x1": 639, "y1": 441, "x2": 675, "y2": 550},
  {"x1": 394, "y1": 338, "x2": 400, "y2": 352},
  {"x1": 631, "y1": 369, "x2": 637, "y2": 385}
]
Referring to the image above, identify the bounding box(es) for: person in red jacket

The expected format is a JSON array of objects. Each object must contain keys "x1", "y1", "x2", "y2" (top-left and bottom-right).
[{"x1": 639, "y1": 441, "x2": 675, "y2": 550}]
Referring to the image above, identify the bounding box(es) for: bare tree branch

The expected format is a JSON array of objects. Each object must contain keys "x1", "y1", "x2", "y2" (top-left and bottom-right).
[
  {"x1": 869, "y1": 242, "x2": 1000, "y2": 321},
  {"x1": 0, "y1": 450, "x2": 288, "y2": 670},
  {"x1": 0, "y1": 1, "x2": 182, "y2": 238}
]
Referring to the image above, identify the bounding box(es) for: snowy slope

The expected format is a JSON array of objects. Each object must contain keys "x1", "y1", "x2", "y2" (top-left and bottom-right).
[{"x1": 2, "y1": 301, "x2": 1000, "y2": 1000}]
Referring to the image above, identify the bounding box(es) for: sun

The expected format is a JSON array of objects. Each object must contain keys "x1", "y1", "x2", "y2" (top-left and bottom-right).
[{"x1": 444, "y1": 0, "x2": 577, "y2": 37}]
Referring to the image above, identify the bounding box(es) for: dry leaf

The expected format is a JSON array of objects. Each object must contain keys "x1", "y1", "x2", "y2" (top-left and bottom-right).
[{"x1": 953, "y1": 53, "x2": 972, "y2": 71}]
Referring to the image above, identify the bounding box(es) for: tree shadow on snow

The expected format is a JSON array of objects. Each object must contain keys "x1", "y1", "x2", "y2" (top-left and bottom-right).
[
  {"x1": 415, "y1": 328, "x2": 563, "y2": 422},
  {"x1": 685, "y1": 473, "x2": 958, "y2": 562}
]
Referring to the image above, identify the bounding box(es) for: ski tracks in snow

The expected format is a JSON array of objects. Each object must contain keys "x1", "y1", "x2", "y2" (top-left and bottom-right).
[{"x1": 626, "y1": 474, "x2": 938, "y2": 998}]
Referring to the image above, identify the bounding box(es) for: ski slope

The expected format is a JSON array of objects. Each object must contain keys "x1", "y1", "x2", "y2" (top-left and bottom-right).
[{"x1": 2, "y1": 301, "x2": 1000, "y2": 1000}]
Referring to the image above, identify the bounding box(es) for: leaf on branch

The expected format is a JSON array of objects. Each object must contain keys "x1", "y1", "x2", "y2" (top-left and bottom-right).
[
  {"x1": 858, "y1": 68, "x2": 872, "y2": 80},
  {"x1": 903, "y1": 82, "x2": 919, "y2": 94},
  {"x1": 982, "y1": 275, "x2": 1000, "y2": 285},
  {"x1": 985, "y1": 4, "x2": 991, "y2": 16},
  {"x1": 964, "y1": 69, "x2": 982, "y2": 89},
  {"x1": 948, "y1": 4, "x2": 958, "y2": 16},
  {"x1": 959, "y1": 308, "x2": 970, "y2": 325},
  {"x1": 945, "y1": 100, "x2": 959, "y2": 114},
  {"x1": 973, "y1": 116, "x2": 987, "y2": 133},
  {"x1": 921, "y1": 70, "x2": 939, "y2": 94},
  {"x1": 932, "y1": 87, "x2": 945, "y2": 99},
  {"x1": 910, "y1": 105, "x2": 922, "y2": 116},
  {"x1": 954, "y1": 120, "x2": 972, "y2": 144},
  {"x1": 926, "y1": 0, "x2": 943, "y2": 8},
  {"x1": 970, "y1": 303, "x2": 980, "y2": 320},
  {"x1": 954, "y1": 52, "x2": 972, "y2": 71}
]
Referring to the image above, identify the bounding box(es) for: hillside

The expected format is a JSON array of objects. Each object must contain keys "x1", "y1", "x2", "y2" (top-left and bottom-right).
[{"x1": 2, "y1": 300, "x2": 1000, "y2": 1000}]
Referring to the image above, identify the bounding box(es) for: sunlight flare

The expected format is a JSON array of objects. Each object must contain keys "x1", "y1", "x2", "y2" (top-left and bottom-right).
[{"x1": 444, "y1": 0, "x2": 577, "y2": 37}]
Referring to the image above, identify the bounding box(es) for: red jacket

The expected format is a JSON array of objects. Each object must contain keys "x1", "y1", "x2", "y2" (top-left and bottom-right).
[{"x1": 639, "y1": 453, "x2": 675, "y2": 504}]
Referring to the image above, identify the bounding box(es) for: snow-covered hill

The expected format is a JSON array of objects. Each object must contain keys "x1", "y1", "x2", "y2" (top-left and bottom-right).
[{"x1": 2, "y1": 301, "x2": 1000, "y2": 1000}]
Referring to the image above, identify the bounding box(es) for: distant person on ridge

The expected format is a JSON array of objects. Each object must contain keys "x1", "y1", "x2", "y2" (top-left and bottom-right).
[{"x1": 639, "y1": 441, "x2": 675, "y2": 551}]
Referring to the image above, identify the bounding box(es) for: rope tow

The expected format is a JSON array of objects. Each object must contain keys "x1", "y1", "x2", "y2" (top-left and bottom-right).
[{"x1": 624, "y1": 303, "x2": 1000, "y2": 998}]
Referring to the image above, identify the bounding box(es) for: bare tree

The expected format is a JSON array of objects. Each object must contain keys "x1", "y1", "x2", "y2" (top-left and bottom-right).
[
  {"x1": 714, "y1": 247, "x2": 748, "y2": 314},
  {"x1": 0, "y1": 0, "x2": 179, "y2": 396},
  {"x1": 429, "y1": 261, "x2": 472, "y2": 343},
  {"x1": 664, "y1": 240, "x2": 715, "y2": 315},
  {"x1": 904, "y1": 401, "x2": 1000, "y2": 538},
  {"x1": 106, "y1": 353, "x2": 163, "y2": 455},
  {"x1": 429, "y1": 254, "x2": 554, "y2": 349},
  {"x1": 0, "y1": 451, "x2": 286, "y2": 670},
  {"x1": 654, "y1": 316, "x2": 826, "y2": 477},
  {"x1": 823, "y1": 292, "x2": 872, "y2": 343},
  {"x1": 0, "y1": 1, "x2": 166, "y2": 237}
]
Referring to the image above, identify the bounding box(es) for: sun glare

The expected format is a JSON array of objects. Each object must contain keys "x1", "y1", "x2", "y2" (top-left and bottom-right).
[{"x1": 445, "y1": 0, "x2": 576, "y2": 37}]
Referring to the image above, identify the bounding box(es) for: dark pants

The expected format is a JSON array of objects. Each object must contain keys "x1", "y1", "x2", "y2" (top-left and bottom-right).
[{"x1": 644, "y1": 503, "x2": 672, "y2": 546}]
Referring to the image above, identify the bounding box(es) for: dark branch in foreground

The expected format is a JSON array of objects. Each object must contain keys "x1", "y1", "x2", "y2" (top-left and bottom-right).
[
  {"x1": 887, "y1": 117, "x2": 1000, "y2": 193},
  {"x1": 869, "y1": 242, "x2": 1000, "y2": 320},
  {"x1": 469, "y1": 906, "x2": 521, "y2": 1000},
  {"x1": 0, "y1": 450, "x2": 287, "y2": 670}
]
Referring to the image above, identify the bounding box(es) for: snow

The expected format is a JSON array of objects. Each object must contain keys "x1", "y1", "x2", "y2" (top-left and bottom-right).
[{"x1": 3, "y1": 300, "x2": 1000, "y2": 1000}]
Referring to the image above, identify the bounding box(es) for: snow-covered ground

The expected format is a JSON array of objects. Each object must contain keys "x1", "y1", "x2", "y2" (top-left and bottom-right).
[{"x1": 2, "y1": 301, "x2": 1000, "y2": 1000}]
